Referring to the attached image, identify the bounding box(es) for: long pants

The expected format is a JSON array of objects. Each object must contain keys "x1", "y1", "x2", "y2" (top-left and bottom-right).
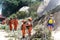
[
  {"x1": 22, "y1": 29, "x2": 26, "y2": 37},
  {"x1": 9, "y1": 24, "x2": 12, "y2": 31},
  {"x1": 28, "y1": 27, "x2": 32, "y2": 36},
  {"x1": 14, "y1": 24, "x2": 17, "y2": 30}
]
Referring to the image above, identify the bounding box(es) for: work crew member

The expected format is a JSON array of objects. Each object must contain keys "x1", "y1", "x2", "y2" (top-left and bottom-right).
[
  {"x1": 27, "y1": 17, "x2": 32, "y2": 36},
  {"x1": 13, "y1": 17, "x2": 18, "y2": 31},
  {"x1": 9, "y1": 18, "x2": 14, "y2": 31},
  {"x1": 21, "y1": 20, "x2": 26, "y2": 38}
]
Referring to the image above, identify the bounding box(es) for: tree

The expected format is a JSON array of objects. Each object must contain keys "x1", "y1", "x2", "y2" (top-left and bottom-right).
[
  {"x1": 2, "y1": 0, "x2": 31, "y2": 17},
  {"x1": 28, "y1": 1, "x2": 41, "y2": 19}
]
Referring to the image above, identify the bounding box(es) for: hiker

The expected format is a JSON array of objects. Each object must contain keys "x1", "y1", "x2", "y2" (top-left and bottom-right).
[
  {"x1": 27, "y1": 17, "x2": 32, "y2": 36},
  {"x1": 21, "y1": 20, "x2": 26, "y2": 38},
  {"x1": 47, "y1": 14, "x2": 55, "y2": 31}
]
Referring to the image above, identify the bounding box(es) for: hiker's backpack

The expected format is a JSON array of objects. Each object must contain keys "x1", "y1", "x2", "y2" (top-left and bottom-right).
[{"x1": 48, "y1": 19, "x2": 53, "y2": 24}]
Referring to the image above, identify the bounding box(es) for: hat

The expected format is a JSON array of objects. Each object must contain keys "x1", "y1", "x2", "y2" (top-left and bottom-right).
[{"x1": 28, "y1": 17, "x2": 32, "y2": 21}]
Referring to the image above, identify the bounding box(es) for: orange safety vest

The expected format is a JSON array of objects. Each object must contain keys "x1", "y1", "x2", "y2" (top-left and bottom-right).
[
  {"x1": 21, "y1": 24, "x2": 26, "y2": 30},
  {"x1": 14, "y1": 19, "x2": 18, "y2": 25},
  {"x1": 9, "y1": 19, "x2": 14, "y2": 30},
  {"x1": 9, "y1": 20, "x2": 14, "y2": 24}
]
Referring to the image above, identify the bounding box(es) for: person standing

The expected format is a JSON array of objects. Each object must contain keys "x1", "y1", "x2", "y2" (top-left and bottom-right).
[
  {"x1": 13, "y1": 17, "x2": 18, "y2": 31},
  {"x1": 21, "y1": 20, "x2": 26, "y2": 38},
  {"x1": 27, "y1": 17, "x2": 32, "y2": 36},
  {"x1": 47, "y1": 14, "x2": 55, "y2": 31},
  {"x1": 9, "y1": 18, "x2": 14, "y2": 31}
]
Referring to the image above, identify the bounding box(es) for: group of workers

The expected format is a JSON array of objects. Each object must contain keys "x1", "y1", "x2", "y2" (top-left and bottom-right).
[
  {"x1": 8, "y1": 17, "x2": 32, "y2": 38},
  {"x1": 21, "y1": 17, "x2": 32, "y2": 38},
  {"x1": 9, "y1": 18, "x2": 18, "y2": 31}
]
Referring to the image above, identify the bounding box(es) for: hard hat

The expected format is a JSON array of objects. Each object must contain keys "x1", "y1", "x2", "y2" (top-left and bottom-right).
[{"x1": 28, "y1": 17, "x2": 32, "y2": 21}]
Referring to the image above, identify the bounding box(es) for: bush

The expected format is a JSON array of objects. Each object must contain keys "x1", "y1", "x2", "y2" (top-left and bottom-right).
[{"x1": 16, "y1": 11, "x2": 28, "y2": 19}]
